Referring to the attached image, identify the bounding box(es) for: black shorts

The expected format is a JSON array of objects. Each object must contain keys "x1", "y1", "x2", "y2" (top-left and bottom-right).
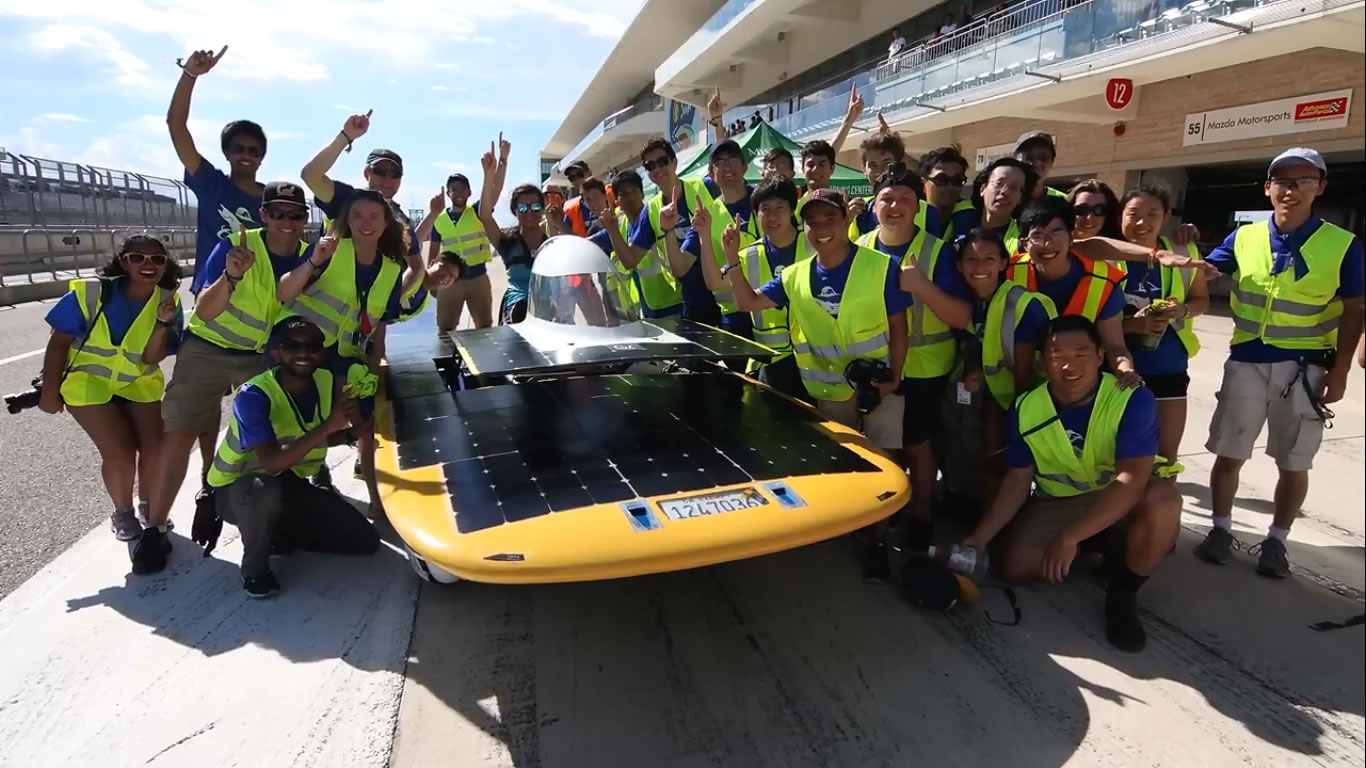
[
  {"x1": 683, "y1": 302, "x2": 722, "y2": 327},
  {"x1": 501, "y1": 295, "x2": 528, "y2": 325},
  {"x1": 1143, "y1": 371, "x2": 1190, "y2": 400},
  {"x1": 897, "y1": 375, "x2": 948, "y2": 446}
]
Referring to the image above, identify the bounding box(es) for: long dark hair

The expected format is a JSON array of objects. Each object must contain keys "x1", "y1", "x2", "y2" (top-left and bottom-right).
[
  {"x1": 1066, "y1": 179, "x2": 1123, "y2": 239},
  {"x1": 971, "y1": 157, "x2": 1038, "y2": 220},
  {"x1": 336, "y1": 190, "x2": 409, "y2": 264},
  {"x1": 100, "y1": 234, "x2": 182, "y2": 291}
]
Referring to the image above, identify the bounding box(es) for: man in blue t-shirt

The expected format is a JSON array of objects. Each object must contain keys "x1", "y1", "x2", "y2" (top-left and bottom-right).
[
  {"x1": 165, "y1": 45, "x2": 265, "y2": 295},
  {"x1": 965, "y1": 315, "x2": 1182, "y2": 652},
  {"x1": 211, "y1": 318, "x2": 379, "y2": 598},
  {"x1": 588, "y1": 170, "x2": 683, "y2": 319},
  {"x1": 1197, "y1": 148, "x2": 1366, "y2": 578}
]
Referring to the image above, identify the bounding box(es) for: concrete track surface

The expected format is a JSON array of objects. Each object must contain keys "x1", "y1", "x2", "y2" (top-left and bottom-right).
[{"x1": 0, "y1": 261, "x2": 1361, "y2": 768}]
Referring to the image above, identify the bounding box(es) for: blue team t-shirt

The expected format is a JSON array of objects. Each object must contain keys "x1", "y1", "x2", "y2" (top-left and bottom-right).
[
  {"x1": 682, "y1": 181, "x2": 755, "y2": 331},
  {"x1": 186, "y1": 162, "x2": 262, "y2": 294},
  {"x1": 232, "y1": 376, "x2": 321, "y2": 452},
  {"x1": 1032, "y1": 256, "x2": 1125, "y2": 321},
  {"x1": 427, "y1": 202, "x2": 487, "y2": 279},
  {"x1": 1004, "y1": 384, "x2": 1159, "y2": 469},
  {"x1": 758, "y1": 244, "x2": 912, "y2": 318},
  {"x1": 867, "y1": 235, "x2": 973, "y2": 302},
  {"x1": 1121, "y1": 261, "x2": 1190, "y2": 375},
  {"x1": 1204, "y1": 217, "x2": 1365, "y2": 363},
  {"x1": 46, "y1": 284, "x2": 184, "y2": 354}
]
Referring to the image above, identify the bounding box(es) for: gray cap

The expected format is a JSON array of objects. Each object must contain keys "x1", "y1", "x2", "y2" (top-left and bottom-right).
[
  {"x1": 1268, "y1": 147, "x2": 1327, "y2": 177},
  {"x1": 1014, "y1": 131, "x2": 1056, "y2": 156}
]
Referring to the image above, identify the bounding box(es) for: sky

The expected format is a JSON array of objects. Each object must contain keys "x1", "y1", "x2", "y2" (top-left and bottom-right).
[{"x1": 0, "y1": 0, "x2": 644, "y2": 223}]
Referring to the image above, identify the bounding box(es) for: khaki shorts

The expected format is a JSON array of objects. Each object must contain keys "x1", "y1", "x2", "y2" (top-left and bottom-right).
[
  {"x1": 1205, "y1": 359, "x2": 1326, "y2": 471},
  {"x1": 161, "y1": 335, "x2": 267, "y2": 434},
  {"x1": 436, "y1": 273, "x2": 493, "y2": 331},
  {"x1": 816, "y1": 394, "x2": 904, "y2": 452},
  {"x1": 1004, "y1": 491, "x2": 1110, "y2": 550}
]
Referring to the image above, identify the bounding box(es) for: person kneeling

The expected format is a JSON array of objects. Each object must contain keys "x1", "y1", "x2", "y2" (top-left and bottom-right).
[
  {"x1": 963, "y1": 315, "x2": 1182, "y2": 652},
  {"x1": 202, "y1": 318, "x2": 380, "y2": 598}
]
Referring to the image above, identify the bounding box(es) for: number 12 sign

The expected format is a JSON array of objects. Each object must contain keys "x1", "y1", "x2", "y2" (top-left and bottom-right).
[{"x1": 1106, "y1": 78, "x2": 1134, "y2": 111}]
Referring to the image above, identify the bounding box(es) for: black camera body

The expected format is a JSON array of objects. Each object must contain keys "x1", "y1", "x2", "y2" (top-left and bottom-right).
[
  {"x1": 4, "y1": 376, "x2": 44, "y2": 414},
  {"x1": 845, "y1": 359, "x2": 892, "y2": 415}
]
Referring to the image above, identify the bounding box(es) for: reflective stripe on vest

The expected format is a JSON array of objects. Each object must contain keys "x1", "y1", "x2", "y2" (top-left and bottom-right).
[
  {"x1": 1228, "y1": 220, "x2": 1350, "y2": 350},
  {"x1": 1155, "y1": 235, "x2": 1202, "y2": 359},
  {"x1": 60, "y1": 278, "x2": 174, "y2": 406},
  {"x1": 782, "y1": 247, "x2": 892, "y2": 401},
  {"x1": 280, "y1": 240, "x2": 401, "y2": 353},
  {"x1": 433, "y1": 208, "x2": 492, "y2": 266},
  {"x1": 912, "y1": 199, "x2": 976, "y2": 241},
  {"x1": 206, "y1": 367, "x2": 336, "y2": 487},
  {"x1": 858, "y1": 228, "x2": 955, "y2": 378},
  {"x1": 742, "y1": 237, "x2": 807, "y2": 353},
  {"x1": 1007, "y1": 250, "x2": 1122, "y2": 321},
  {"x1": 979, "y1": 283, "x2": 1057, "y2": 410},
  {"x1": 1016, "y1": 373, "x2": 1183, "y2": 498},
  {"x1": 188, "y1": 228, "x2": 296, "y2": 351}
]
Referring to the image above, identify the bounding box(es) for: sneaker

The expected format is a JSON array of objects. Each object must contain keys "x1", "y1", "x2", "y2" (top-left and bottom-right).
[
  {"x1": 135, "y1": 501, "x2": 173, "y2": 532},
  {"x1": 1104, "y1": 588, "x2": 1147, "y2": 653},
  {"x1": 856, "y1": 539, "x2": 891, "y2": 584},
  {"x1": 110, "y1": 508, "x2": 142, "y2": 542},
  {"x1": 242, "y1": 572, "x2": 281, "y2": 599},
  {"x1": 129, "y1": 527, "x2": 172, "y2": 575},
  {"x1": 1195, "y1": 526, "x2": 1240, "y2": 565},
  {"x1": 1249, "y1": 537, "x2": 1290, "y2": 579}
]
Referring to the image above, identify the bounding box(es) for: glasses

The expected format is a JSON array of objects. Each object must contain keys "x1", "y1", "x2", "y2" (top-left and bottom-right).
[
  {"x1": 928, "y1": 174, "x2": 966, "y2": 187},
  {"x1": 987, "y1": 179, "x2": 1024, "y2": 195},
  {"x1": 642, "y1": 157, "x2": 671, "y2": 172},
  {"x1": 279, "y1": 339, "x2": 323, "y2": 354},
  {"x1": 369, "y1": 166, "x2": 402, "y2": 180},
  {"x1": 265, "y1": 207, "x2": 308, "y2": 222},
  {"x1": 516, "y1": 202, "x2": 545, "y2": 214},
  {"x1": 124, "y1": 252, "x2": 168, "y2": 265},
  {"x1": 1073, "y1": 204, "x2": 1108, "y2": 218},
  {"x1": 228, "y1": 143, "x2": 261, "y2": 158},
  {"x1": 711, "y1": 154, "x2": 745, "y2": 169},
  {"x1": 1025, "y1": 229, "x2": 1070, "y2": 246},
  {"x1": 1267, "y1": 177, "x2": 1321, "y2": 191}
]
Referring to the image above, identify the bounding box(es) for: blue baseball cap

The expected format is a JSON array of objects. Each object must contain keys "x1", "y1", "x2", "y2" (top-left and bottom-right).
[{"x1": 1268, "y1": 147, "x2": 1327, "y2": 177}]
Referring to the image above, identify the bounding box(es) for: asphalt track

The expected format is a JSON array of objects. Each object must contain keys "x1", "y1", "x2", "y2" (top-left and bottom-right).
[{"x1": 0, "y1": 262, "x2": 1363, "y2": 767}]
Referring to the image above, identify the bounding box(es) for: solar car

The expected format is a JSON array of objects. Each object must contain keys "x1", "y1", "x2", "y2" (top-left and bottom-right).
[{"x1": 375, "y1": 237, "x2": 910, "y2": 584}]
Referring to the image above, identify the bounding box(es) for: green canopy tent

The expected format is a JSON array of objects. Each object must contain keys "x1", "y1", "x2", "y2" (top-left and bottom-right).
[{"x1": 644, "y1": 122, "x2": 872, "y2": 198}]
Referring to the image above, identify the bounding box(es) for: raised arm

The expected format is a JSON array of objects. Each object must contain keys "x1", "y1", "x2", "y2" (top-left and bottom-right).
[
  {"x1": 829, "y1": 83, "x2": 866, "y2": 155},
  {"x1": 707, "y1": 88, "x2": 729, "y2": 141},
  {"x1": 167, "y1": 45, "x2": 227, "y2": 175},
  {"x1": 723, "y1": 222, "x2": 778, "y2": 313},
  {"x1": 302, "y1": 111, "x2": 371, "y2": 205},
  {"x1": 1074, "y1": 236, "x2": 1220, "y2": 279},
  {"x1": 196, "y1": 226, "x2": 253, "y2": 321},
  {"x1": 475, "y1": 135, "x2": 510, "y2": 243},
  {"x1": 279, "y1": 225, "x2": 337, "y2": 304}
]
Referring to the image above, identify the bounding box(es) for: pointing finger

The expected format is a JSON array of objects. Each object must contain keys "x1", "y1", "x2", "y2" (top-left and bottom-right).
[{"x1": 213, "y1": 45, "x2": 229, "y2": 62}]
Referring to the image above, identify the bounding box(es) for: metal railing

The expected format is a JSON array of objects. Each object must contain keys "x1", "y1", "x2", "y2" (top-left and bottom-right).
[
  {"x1": 766, "y1": 0, "x2": 1266, "y2": 139},
  {"x1": 0, "y1": 152, "x2": 194, "y2": 229},
  {"x1": 564, "y1": 95, "x2": 667, "y2": 165},
  {"x1": 0, "y1": 226, "x2": 197, "y2": 288}
]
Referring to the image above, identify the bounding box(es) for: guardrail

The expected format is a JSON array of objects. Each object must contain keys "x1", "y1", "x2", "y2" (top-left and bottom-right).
[
  {"x1": 0, "y1": 226, "x2": 196, "y2": 288},
  {"x1": 0, "y1": 152, "x2": 194, "y2": 229}
]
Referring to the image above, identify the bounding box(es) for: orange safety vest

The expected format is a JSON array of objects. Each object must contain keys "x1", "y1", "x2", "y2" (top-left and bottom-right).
[
  {"x1": 563, "y1": 189, "x2": 618, "y2": 237},
  {"x1": 1008, "y1": 250, "x2": 1124, "y2": 319}
]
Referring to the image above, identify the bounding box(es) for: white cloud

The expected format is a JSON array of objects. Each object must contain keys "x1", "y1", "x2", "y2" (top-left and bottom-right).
[
  {"x1": 432, "y1": 85, "x2": 450, "y2": 91},
  {"x1": 30, "y1": 24, "x2": 151, "y2": 86},
  {"x1": 39, "y1": 112, "x2": 90, "y2": 123}
]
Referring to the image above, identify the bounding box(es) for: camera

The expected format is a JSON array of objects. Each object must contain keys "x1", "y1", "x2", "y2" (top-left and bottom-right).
[
  {"x1": 844, "y1": 359, "x2": 892, "y2": 415},
  {"x1": 4, "y1": 376, "x2": 44, "y2": 414}
]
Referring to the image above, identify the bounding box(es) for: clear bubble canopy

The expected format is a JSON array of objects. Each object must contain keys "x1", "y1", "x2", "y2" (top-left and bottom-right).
[{"x1": 527, "y1": 235, "x2": 642, "y2": 328}]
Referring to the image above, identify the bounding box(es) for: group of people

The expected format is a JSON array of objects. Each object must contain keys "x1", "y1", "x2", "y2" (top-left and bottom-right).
[{"x1": 36, "y1": 45, "x2": 1364, "y2": 632}]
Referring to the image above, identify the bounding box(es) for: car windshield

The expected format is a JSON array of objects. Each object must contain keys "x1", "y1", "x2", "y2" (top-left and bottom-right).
[{"x1": 527, "y1": 237, "x2": 642, "y2": 328}]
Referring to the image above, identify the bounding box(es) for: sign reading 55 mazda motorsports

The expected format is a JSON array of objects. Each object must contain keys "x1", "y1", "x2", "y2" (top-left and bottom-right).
[{"x1": 1183, "y1": 89, "x2": 1353, "y2": 147}]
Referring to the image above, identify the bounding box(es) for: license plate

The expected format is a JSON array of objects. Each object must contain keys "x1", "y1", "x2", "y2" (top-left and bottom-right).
[{"x1": 657, "y1": 487, "x2": 768, "y2": 521}]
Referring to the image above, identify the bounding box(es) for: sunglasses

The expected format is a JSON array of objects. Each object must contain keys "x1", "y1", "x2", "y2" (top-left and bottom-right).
[
  {"x1": 369, "y1": 166, "x2": 402, "y2": 180},
  {"x1": 124, "y1": 252, "x2": 168, "y2": 265},
  {"x1": 642, "y1": 157, "x2": 672, "y2": 172},
  {"x1": 516, "y1": 202, "x2": 545, "y2": 214},
  {"x1": 265, "y1": 207, "x2": 308, "y2": 222},
  {"x1": 228, "y1": 143, "x2": 262, "y2": 158},
  {"x1": 278, "y1": 338, "x2": 324, "y2": 353},
  {"x1": 928, "y1": 174, "x2": 967, "y2": 187},
  {"x1": 1073, "y1": 204, "x2": 1108, "y2": 218},
  {"x1": 566, "y1": 172, "x2": 586, "y2": 181}
]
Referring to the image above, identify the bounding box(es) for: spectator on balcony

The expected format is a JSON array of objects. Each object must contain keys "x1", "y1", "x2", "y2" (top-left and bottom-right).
[
  {"x1": 888, "y1": 28, "x2": 907, "y2": 60},
  {"x1": 1014, "y1": 132, "x2": 1068, "y2": 200},
  {"x1": 750, "y1": 110, "x2": 764, "y2": 129},
  {"x1": 939, "y1": 13, "x2": 959, "y2": 37},
  {"x1": 166, "y1": 46, "x2": 264, "y2": 297},
  {"x1": 917, "y1": 146, "x2": 978, "y2": 243}
]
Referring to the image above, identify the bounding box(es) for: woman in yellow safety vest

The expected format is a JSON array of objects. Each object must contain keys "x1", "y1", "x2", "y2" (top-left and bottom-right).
[
  {"x1": 1118, "y1": 185, "x2": 1209, "y2": 462},
  {"x1": 278, "y1": 190, "x2": 412, "y2": 514},
  {"x1": 971, "y1": 158, "x2": 1038, "y2": 255},
  {"x1": 40, "y1": 236, "x2": 183, "y2": 541}
]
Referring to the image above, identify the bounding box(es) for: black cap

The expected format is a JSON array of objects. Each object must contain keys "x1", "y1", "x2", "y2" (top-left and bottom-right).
[
  {"x1": 1014, "y1": 131, "x2": 1056, "y2": 156},
  {"x1": 272, "y1": 316, "x2": 324, "y2": 344},
  {"x1": 366, "y1": 149, "x2": 403, "y2": 173},
  {"x1": 446, "y1": 172, "x2": 470, "y2": 188},
  {"x1": 799, "y1": 187, "x2": 847, "y2": 218},
  {"x1": 565, "y1": 160, "x2": 591, "y2": 176},
  {"x1": 261, "y1": 181, "x2": 307, "y2": 208},
  {"x1": 711, "y1": 139, "x2": 745, "y2": 162}
]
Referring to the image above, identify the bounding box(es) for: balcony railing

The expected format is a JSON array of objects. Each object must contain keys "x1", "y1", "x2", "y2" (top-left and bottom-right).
[
  {"x1": 769, "y1": 0, "x2": 1269, "y2": 140},
  {"x1": 564, "y1": 95, "x2": 666, "y2": 164}
]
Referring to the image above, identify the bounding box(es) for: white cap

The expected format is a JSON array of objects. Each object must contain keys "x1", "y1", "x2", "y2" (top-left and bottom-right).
[{"x1": 1268, "y1": 147, "x2": 1327, "y2": 177}]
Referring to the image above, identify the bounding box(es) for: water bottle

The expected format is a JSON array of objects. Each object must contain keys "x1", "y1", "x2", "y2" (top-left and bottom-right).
[{"x1": 927, "y1": 543, "x2": 987, "y2": 578}]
